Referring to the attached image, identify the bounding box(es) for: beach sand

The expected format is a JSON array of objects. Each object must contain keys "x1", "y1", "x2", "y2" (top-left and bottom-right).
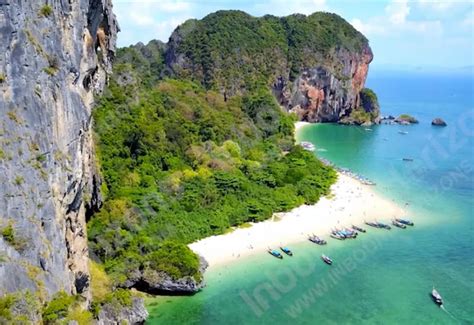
[
  {"x1": 294, "y1": 121, "x2": 311, "y2": 132},
  {"x1": 190, "y1": 173, "x2": 405, "y2": 267}
]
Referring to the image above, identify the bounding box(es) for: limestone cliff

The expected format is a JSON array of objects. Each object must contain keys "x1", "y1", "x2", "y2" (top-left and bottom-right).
[
  {"x1": 276, "y1": 45, "x2": 375, "y2": 122},
  {"x1": 0, "y1": 0, "x2": 117, "y2": 303},
  {"x1": 164, "y1": 11, "x2": 379, "y2": 123}
]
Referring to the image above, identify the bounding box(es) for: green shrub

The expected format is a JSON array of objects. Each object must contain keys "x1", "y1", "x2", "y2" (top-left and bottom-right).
[
  {"x1": 42, "y1": 291, "x2": 74, "y2": 323},
  {"x1": 14, "y1": 176, "x2": 24, "y2": 186},
  {"x1": 348, "y1": 108, "x2": 374, "y2": 124},
  {"x1": 104, "y1": 288, "x2": 133, "y2": 307},
  {"x1": 1, "y1": 224, "x2": 26, "y2": 252},
  {"x1": 39, "y1": 5, "x2": 53, "y2": 17},
  {"x1": 0, "y1": 74, "x2": 5, "y2": 83},
  {"x1": 0, "y1": 291, "x2": 41, "y2": 323},
  {"x1": 146, "y1": 241, "x2": 201, "y2": 280},
  {"x1": 1, "y1": 225, "x2": 15, "y2": 244},
  {"x1": 397, "y1": 114, "x2": 418, "y2": 124},
  {"x1": 7, "y1": 111, "x2": 22, "y2": 124},
  {"x1": 43, "y1": 67, "x2": 57, "y2": 76},
  {"x1": 0, "y1": 294, "x2": 15, "y2": 320}
]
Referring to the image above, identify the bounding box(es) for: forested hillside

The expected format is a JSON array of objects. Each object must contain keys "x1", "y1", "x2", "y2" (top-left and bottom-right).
[{"x1": 89, "y1": 57, "x2": 337, "y2": 291}]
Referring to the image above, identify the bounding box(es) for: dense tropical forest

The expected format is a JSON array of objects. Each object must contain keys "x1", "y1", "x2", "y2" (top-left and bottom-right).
[
  {"x1": 167, "y1": 10, "x2": 368, "y2": 91},
  {"x1": 88, "y1": 59, "x2": 337, "y2": 287}
]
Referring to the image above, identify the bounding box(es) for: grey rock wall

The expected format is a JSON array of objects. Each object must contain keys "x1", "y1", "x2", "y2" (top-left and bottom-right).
[{"x1": 0, "y1": 0, "x2": 118, "y2": 301}]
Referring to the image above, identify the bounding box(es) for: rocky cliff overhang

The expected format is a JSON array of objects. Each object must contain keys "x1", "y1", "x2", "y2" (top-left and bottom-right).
[{"x1": 275, "y1": 45, "x2": 375, "y2": 122}]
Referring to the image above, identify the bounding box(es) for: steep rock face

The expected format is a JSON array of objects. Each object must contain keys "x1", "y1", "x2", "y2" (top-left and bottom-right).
[
  {"x1": 283, "y1": 45, "x2": 373, "y2": 122},
  {"x1": 123, "y1": 257, "x2": 209, "y2": 294},
  {"x1": 0, "y1": 0, "x2": 117, "y2": 301},
  {"x1": 97, "y1": 298, "x2": 148, "y2": 325},
  {"x1": 164, "y1": 11, "x2": 378, "y2": 123}
]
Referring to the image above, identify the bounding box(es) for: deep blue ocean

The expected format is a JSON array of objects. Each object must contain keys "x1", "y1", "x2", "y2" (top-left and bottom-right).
[{"x1": 146, "y1": 70, "x2": 474, "y2": 324}]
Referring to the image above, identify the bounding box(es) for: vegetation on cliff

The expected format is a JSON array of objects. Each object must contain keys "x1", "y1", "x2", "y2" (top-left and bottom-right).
[
  {"x1": 89, "y1": 59, "x2": 337, "y2": 288},
  {"x1": 339, "y1": 88, "x2": 380, "y2": 125},
  {"x1": 168, "y1": 10, "x2": 368, "y2": 91},
  {"x1": 396, "y1": 114, "x2": 419, "y2": 124}
]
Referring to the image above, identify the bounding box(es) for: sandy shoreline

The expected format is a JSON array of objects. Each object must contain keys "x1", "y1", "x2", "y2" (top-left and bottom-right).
[
  {"x1": 294, "y1": 121, "x2": 311, "y2": 132},
  {"x1": 189, "y1": 122, "x2": 405, "y2": 268},
  {"x1": 190, "y1": 176, "x2": 405, "y2": 268}
]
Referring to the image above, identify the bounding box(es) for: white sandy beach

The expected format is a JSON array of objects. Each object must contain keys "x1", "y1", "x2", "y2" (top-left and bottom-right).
[
  {"x1": 190, "y1": 173, "x2": 405, "y2": 267},
  {"x1": 294, "y1": 121, "x2": 311, "y2": 132}
]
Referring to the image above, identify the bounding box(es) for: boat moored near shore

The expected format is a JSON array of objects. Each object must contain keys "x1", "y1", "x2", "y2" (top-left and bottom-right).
[
  {"x1": 308, "y1": 234, "x2": 327, "y2": 245},
  {"x1": 321, "y1": 254, "x2": 333, "y2": 265},
  {"x1": 268, "y1": 249, "x2": 283, "y2": 259},
  {"x1": 396, "y1": 218, "x2": 414, "y2": 226},
  {"x1": 392, "y1": 220, "x2": 407, "y2": 229},
  {"x1": 300, "y1": 141, "x2": 316, "y2": 151},
  {"x1": 280, "y1": 246, "x2": 293, "y2": 256},
  {"x1": 365, "y1": 221, "x2": 391, "y2": 230},
  {"x1": 431, "y1": 287, "x2": 443, "y2": 306},
  {"x1": 352, "y1": 225, "x2": 366, "y2": 233},
  {"x1": 330, "y1": 233, "x2": 345, "y2": 240},
  {"x1": 377, "y1": 221, "x2": 391, "y2": 230}
]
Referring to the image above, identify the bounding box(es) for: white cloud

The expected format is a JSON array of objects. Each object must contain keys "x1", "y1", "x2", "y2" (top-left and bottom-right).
[
  {"x1": 417, "y1": 0, "x2": 456, "y2": 11},
  {"x1": 114, "y1": 1, "x2": 195, "y2": 44},
  {"x1": 351, "y1": 18, "x2": 385, "y2": 35},
  {"x1": 351, "y1": 0, "x2": 443, "y2": 37},
  {"x1": 386, "y1": 0, "x2": 410, "y2": 24}
]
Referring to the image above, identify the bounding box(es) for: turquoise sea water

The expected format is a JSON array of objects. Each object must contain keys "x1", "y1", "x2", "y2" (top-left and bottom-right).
[{"x1": 147, "y1": 71, "x2": 474, "y2": 324}]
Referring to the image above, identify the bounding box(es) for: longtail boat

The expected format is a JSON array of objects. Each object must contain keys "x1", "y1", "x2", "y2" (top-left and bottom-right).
[
  {"x1": 396, "y1": 218, "x2": 414, "y2": 226},
  {"x1": 268, "y1": 249, "x2": 283, "y2": 259},
  {"x1": 321, "y1": 254, "x2": 333, "y2": 265},
  {"x1": 431, "y1": 287, "x2": 443, "y2": 306},
  {"x1": 392, "y1": 220, "x2": 407, "y2": 229},
  {"x1": 280, "y1": 246, "x2": 293, "y2": 256}
]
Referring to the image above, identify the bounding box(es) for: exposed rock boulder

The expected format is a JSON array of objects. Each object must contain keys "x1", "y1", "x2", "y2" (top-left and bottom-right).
[
  {"x1": 395, "y1": 114, "x2": 419, "y2": 124},
  {"x1": 432, "y1": 118, "x2": 447, "y2": 126},
  {"x1": 0, "y1": 0, "x2": 117, "y2": 304},
  {"x1": 124, "y1": 256, "x2": 208, "y2": 294},
  {"x1": 97, "y1": 298, "x2": 148, "y2": 325}
]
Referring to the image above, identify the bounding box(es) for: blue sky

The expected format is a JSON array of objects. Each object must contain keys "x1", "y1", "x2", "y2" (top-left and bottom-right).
[{"x1": 113, "y1": 0, "x2": 473, "y2": 69}]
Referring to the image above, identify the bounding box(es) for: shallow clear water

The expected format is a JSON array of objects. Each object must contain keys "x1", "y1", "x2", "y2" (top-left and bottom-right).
[{"x1": 146, "y1": 71, "x2": 474, "y2": 324}]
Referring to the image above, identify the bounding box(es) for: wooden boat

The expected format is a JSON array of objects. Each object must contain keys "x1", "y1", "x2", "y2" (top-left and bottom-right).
[
  {"x1": 376, "y1": 221, "x2": 391, "y2": 230},
  {"x1": 396, "y1": 218, "x2": 414, "y2": 226},
  {"x1": 280, "y1": 246, "x2": 293, "y2": 256},
  {"x1": 431, "y1": 287, "x2": 443, "y2": 306},
  {"x1": 331, "y1": 229, "x2": 347, "y2": 238},
  {"x1": 352, "y1": 225, "x2": 366, "y2": 233},
  {"x1": 300, "y1": 141, "x2": 315, "y2": 152},
  {"x1": 321, "y1": 254, "x2": 333, "y2": 265},
  {"x1": 392, "y1": 220, "x2": 407, "y2": 229},
  {"x1": 343, "y1": 227, "x2": 358, "y2": 237},
  {"x1": 308, "y1": 235, "x2": 327, "y2": 245},
  {"x1": 398, "y1": 131, "x2": 408, "y2": 135},
  {"x1": 268, "y1": 249, "x2": 283, "y2": 259},
  {"x1": 330, "y1": 233, "x2": 345, "y2": 240},
  {"x1": 365, "y1": 221, "x2": 379, "y2": 228},
  {"x1": 402, "y1": 158, "x2": 414, "y2": 162}
]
